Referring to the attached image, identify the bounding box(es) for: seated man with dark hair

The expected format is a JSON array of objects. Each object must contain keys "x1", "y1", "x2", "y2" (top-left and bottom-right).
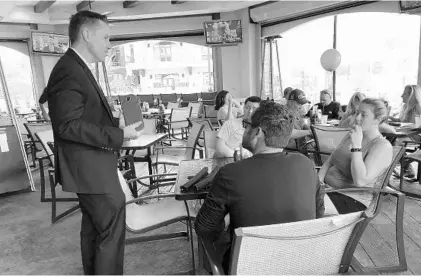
[
  {"x1": 215, "y1": 96, "x2": 261, "y2": 158},
  {"x1": 195, "y1": 101, "x2": 322, "y2": 273}
]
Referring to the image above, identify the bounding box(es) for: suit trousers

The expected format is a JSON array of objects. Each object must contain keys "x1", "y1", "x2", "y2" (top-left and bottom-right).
[{"x1": 77, "y1": 190, "x2": 126, "y2": 275}]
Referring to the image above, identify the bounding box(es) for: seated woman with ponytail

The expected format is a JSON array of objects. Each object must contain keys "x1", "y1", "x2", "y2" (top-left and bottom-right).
[{"x1": 318, "y1": 98, "x2": 393, "y2": 214}]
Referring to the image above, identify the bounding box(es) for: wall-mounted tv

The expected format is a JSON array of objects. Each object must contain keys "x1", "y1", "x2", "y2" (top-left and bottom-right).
[
  {"x1": 204, "y1": 20, "x2": 242, "y2": 46},
  {"x1": 31, "y1": 32, "x2": 69, "y2": 55}
]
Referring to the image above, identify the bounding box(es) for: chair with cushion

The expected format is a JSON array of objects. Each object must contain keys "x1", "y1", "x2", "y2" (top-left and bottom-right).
[
  {"x1": 24, "y1": 122, "x2": 52, "y2": 168},
  {"x1": 161, "y1": 93, "x2": 178, "y2": 106},
  {"x1": 180, "y1": 93, "x2": 199, "y2": 107},
  {"x1": 199, "y1": 187, "x2": 405, "y2": 275},
  {"x1": 200, "y1": 91, "x2": 217, "y2": 101},
  {"x1": 188, "y1": 102, "x2": 203, "y2": 118},
  {"x1": 325, "y1": 146, "x2": 407, "y2": 273},
  {"x1": 138, "y1": 94, "x2": 155, "y2": 107},
  {"x1": 35, "y1": 135, "x2": 80, "y2": 224},
  {"x1": 310, "y1": 125, "x2": 350, "y2": 166},
  {"x1": 203, "y1": 105, "x2": 219, "y2": 129},
  {"x1": 153, "y1": 122, "x2": 204, "y2": 174},
  {"x1": 162, "y1": 107, "x2": 192, "y2": 140},
  {"x1": 203, "y1": 130, "x2": 218, "y2": 158},
  {"x1": 167, "y1": 102, "x2": 180, "y2": 109},
  {"x1": 119, "y1": 169, "x2": 197, "y2": 273}
]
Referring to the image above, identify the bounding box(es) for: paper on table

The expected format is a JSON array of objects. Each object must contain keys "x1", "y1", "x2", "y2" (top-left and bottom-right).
[{"x1": 0, "y1": 133, "x2": 9, "y2": 152}]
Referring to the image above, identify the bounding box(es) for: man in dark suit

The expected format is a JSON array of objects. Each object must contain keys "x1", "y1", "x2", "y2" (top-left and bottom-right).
[{"x1": 46, "y1": 11, "x2": 142, "y2": 275}]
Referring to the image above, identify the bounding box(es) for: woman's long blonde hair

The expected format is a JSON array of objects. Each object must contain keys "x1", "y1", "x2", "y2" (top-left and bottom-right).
[
  {"x1": 345, "y1": 92, "x2": 366, "y2": 117},
  {"x1": 339, "y1": 92, "x2": 366, "y2": 127},
  {"x1": 400, "y1": 85, "x2": 421, "y2": 123}
]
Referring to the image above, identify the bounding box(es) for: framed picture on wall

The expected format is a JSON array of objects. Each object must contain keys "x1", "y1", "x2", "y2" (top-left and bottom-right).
[
  {"x1": 400, "y1": 0, "x2": 421, "y2": 12},
  {"x1": 31, "y1": 32, "x2": 69, "y2": 55}
]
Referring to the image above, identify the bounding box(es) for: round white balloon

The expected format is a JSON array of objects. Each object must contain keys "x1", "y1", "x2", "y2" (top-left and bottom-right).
[{"x1": 320, "y1": 49, "x2": 341, "y2": 71}]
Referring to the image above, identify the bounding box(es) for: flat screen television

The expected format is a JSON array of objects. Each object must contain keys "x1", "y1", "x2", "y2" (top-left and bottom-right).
[
  {"x1": 204, "y1": 20, "x2": 242, "y2": 46},
  {"x1": 31, "y1": 32, "x2": 69, "y2": 55}
]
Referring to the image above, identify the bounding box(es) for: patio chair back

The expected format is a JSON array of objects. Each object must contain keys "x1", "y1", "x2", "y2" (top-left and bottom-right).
[
  {"x1": 35, "y1": 130, "x2": 54, "y2": 165},
  {"x1": 201, "y1": 91, "x2": 217, "y2": 101},
  {"x1": 230, "y1": 211, "x2": 367, "y2": 275},
  {"x1": 188, "y1": 102, "x2": 203, "y2": 118},
  {"x1": 203, "y1": 130, "x2": 218, "y2": 158},
  {"x1": 310, "y1": 125, "x2": 349, "y2": 165},
  {"x1": 170, "y1": 107, "x2": 192, "y2": 130},
  {"x1": 185, "y1": 122, "x2": 204, "y2": 159},
  {"x1": 167, "y1": 102, "x2": 179, "y2": 109},
  {"x1": 24, "y1": 122, "x2": 52, "y2": 152}
]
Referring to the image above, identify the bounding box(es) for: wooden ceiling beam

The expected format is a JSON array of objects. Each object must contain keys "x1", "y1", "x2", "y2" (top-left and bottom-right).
[
  {"x1": 123, "y1": 1, "x2": 140, "y2": 9},
  {"x1": 34, "y1": 1, "x2": 56, "y2": 13},
  {"x1": 76, "y1": 1, "x2": 95, "y2": 12}
]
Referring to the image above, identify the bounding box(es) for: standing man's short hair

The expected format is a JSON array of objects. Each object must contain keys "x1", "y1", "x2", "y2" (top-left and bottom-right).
[{"x1": 68, "y1": 10, "x2": 108, "y2": 45}]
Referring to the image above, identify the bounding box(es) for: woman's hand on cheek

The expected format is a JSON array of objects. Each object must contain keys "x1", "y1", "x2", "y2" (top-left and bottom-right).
[{"x1": 350, "y1": 125, "x2": 363, "y2": 148}]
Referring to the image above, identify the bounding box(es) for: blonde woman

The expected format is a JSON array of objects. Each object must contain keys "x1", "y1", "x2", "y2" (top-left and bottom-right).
[
  {"x1": 340, "y1": 92, "x2": 396, "y2": 134},
  {"x1": 319, "y1": 98, "x2": 393, "y2": 214},
  {"x1": 390, "y1": 85, "x2": 421, "y2": 123},
  {"x1": 339, "y1": 92, "x2": 366, "y2": 128}
]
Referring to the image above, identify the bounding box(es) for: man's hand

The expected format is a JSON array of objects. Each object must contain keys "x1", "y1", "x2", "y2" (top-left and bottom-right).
[{"x1": 123, "y1": 121, "x2": 143, "y2": 140}]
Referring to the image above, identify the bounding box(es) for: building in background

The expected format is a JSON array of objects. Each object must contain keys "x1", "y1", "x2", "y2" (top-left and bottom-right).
[{"x1": 105, "y1": 40, "x2": 214, "y2": 95}]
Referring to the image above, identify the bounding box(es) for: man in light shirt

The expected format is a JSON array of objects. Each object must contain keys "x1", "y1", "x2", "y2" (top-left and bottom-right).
[{"x1": 215, "y1": 96, "x2": 261, "y2": 158}]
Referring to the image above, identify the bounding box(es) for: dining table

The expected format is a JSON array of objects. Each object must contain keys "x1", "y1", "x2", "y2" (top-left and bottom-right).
[
  {"x1": 121, "y1": 133, "x2": 168, "y2": 196},
  {"x1": 174, "y1": 157, "x2": 235, "y2": 201}
]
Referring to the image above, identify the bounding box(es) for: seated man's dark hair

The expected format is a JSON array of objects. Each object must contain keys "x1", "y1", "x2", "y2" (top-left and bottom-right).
[{"x1": 251, "y1": 101, "x2": 294, "y2": 148}]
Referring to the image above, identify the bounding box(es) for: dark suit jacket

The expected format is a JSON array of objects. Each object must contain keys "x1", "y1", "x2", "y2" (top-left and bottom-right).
[{"x1": 47, "y1": 49, "x2": 124, "y2": 194}]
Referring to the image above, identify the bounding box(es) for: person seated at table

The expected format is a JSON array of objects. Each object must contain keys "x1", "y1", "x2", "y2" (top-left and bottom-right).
[
  {"x1": 214, "y1": 96, "x2": 261, "y2": 158},
  {"x1": 285, "y1": 89, "x2": 312, "y2": 149},
  {"x1": 340, "y1": 92, "x2": 396, "y2": 134},
  {"x1": 338, "y1": 105, "x2": 347, "y2": 120},
  {"x1": 278, "y1": 86, "x2": 294, "y2": 105},
  {"x1": 389, "y1": 85, "x2": 421, "y2": 124},
  {"x1": 390, "y1": 85, "x2": 421, "y2": 177},
  {"x1": 215, "y1": 90, "x2": 243, "y2": 121},
  {"x1": 309, "y1": 89, "x2": 341, "y2": 119},
  {"x1": 195, "y1": 101, "x2": 322, "y2": 273},
  {"x1": 318, "y1": 98, "x2": 393, "y2": 214},
  {"x1": 339, "y1": 92, "x2": 365, "y2": 128}
]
